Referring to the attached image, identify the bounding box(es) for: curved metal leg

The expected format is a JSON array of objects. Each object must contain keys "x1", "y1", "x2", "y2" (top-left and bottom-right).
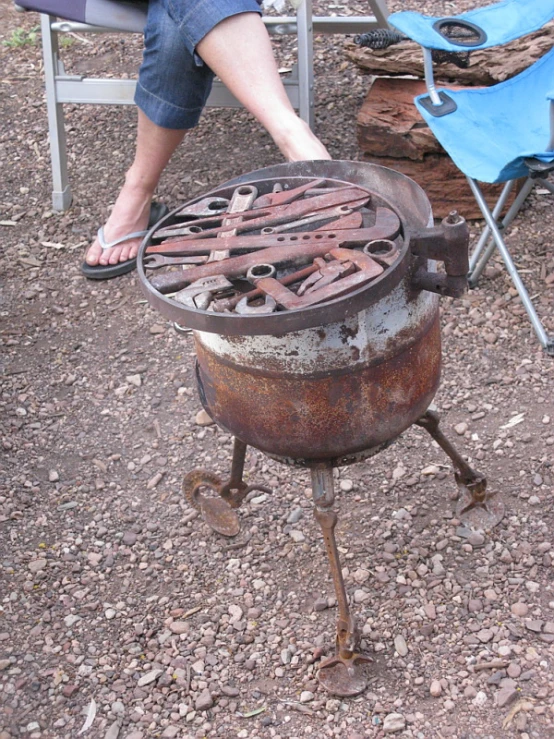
[
  {"x1": 311, "y1": 467, "x2": 372, "y2": 696},
  {"x1": 183, "y1": 438, "x2": 272, "y2": 537},
  {"x1": 416, "y1": 409, "x2": 505, "y2": 531}
]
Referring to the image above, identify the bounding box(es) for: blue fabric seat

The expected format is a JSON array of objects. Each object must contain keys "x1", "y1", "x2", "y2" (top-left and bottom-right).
[{"x1": 389, "y1": 0, "x2": 554, "y2": 354}]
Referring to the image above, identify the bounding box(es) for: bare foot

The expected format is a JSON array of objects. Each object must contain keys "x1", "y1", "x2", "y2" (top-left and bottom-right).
[{"x1": 86, "y1": 183, "x2": 153, "y2": 267}]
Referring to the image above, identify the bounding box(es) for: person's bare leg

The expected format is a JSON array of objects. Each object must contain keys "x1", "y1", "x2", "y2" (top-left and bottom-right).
[
  {"x1": 196, "y1": 13, "x2": 330, "y2": 162},
  {"x1": 85, "y1": 112, "x2": 186, "y2": 267}
]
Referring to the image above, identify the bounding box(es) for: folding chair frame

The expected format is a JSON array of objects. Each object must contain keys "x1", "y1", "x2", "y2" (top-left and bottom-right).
[
  {"x1": 388, "y1": 3, "x2": 554, "y2": 355},
  {"x1": 466, "y1": 175, "x2": 554, "y2": 355},
  {"x1": 27, "y1": 1, "x2": 390, "y2": 212}
]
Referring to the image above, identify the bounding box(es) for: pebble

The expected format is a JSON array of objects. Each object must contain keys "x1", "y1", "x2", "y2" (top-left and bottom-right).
[
  {"x1": 394, "y1": 634, "x2": 408, "y2": 657},
  {"x1": 511, "y1": 602, "x2": 528, "y2": 617},
  {"x1": 289, "y1": 530, "x2": 305, "y2": 543},
  {"x1": 195, "y1": 689, "x2": 213, "y2": 711},
  {"x1": 195, "y1": 409, "x2": 214, "y2": 426},
  {"x1": 28, "y1": 559, "x2": 47, "y2": 573},
  {"x1": 454, "y1": 422, "x2": 468, "y2": 435},
  {"x1": 48, "y1": 469, "x2": 59, "y2": 482},
  {"x1": 137, "y1": 669, "x2": 162, "y2": 687},
  {"x1": 496, "y1": 686, "x2": 518, "y2": 708},
  {"x1": 383, "y1": 713, "x2": 406, "y2": 734},
  {"x1": 339, "y1": 479, "x2": 353, "y2": 492},
  {"x1": 169, "y1": 621, "x2": 190, "y2": 634},
  {"x1": 300, "y1": 691, "x2": 314, "y2": 703},
  {"x1": 122, "y1": 531, "x2": 137, "y2": 546},
  {"x1": 286, "y1": 507, "x2": 304, "y2": 524},
  {"x1": 430, "y1": 680, "x2": 442, "y2": 697}
]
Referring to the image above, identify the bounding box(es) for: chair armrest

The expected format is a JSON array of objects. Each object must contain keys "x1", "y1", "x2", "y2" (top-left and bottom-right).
[{"x1": 390, "y1": 0, "x2": 554, "y2": 51}]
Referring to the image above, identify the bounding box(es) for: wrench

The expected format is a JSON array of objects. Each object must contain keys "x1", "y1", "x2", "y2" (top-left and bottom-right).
[
  {"x1": 154, "y1": 197, "x2": 230, "y2": 239},
  {"x1": 259, "y1": 203, "x2": 365, "y2": 234},
  {"x1": 252, "y1": 178, "x2": 326, "y2": 209},
  {"x1": 150, "y1": 187, "x2": 372, "y2": 242},
  {"x1": 143, "y1": 254, "x2": 208, "y2": 269},
  {"x1": 173, "y1": 275, "x2": 234, "y2": 310},
  {"x1": 208, "y1": 185, "x2": 258, "y2": 263},
  {"x1": 235, "y1": 294, "x2": 277, "y2": 315}
]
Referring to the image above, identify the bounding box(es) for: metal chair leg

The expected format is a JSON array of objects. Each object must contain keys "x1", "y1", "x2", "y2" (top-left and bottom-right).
[
  {"x1": 41, "y1": 13, "x2": 72, "y2": 211},
  {"x1": 466, "y1": 177, "x2": 554, "y2": 354}
]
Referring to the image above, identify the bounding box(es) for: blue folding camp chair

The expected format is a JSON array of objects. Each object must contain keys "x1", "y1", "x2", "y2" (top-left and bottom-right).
[{"x1": 387, "y1": 0, "x2": 554, "y2": 355}]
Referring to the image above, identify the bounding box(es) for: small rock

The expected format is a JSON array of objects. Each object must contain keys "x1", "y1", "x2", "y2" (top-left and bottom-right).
[
  {"x1": 137, "y1": 669, "x2": 162, "y2": 687},
  {"x1": 468, "y1": 532, "x2": 485, "y2": 547},
  {"x1": 424, "y1": 603, "x2": 436, "y2": 620},
  {"x1": 430, "y1": 680, "x2": 442, "y2": 697},
  {"x1": 122, "y1": 531, "x2": 137, "y2": 546},
  {"x1": 286, "y1": 507, "x2": 304, "y2": 524},
  {"x1": 511, "y1": 602, "x2": 528, "y2": 617},
  {"x1": 529, "y1": 495, "x2": 541, "y2": 505},
  {"x1": 383, "y1": 713, "x2": 405, "y2": 734},
  {"x1": 300, "y1": 691, "x2": 314, "y2": 703},
  {"x1": 149, "y1": 324, "x2": 165, "y2": 335},
  {"x1": 289, "y1": 530, "x2": 305, "y2": 543},
  {"x1": 195, "y1": 409, "x2": 214, "y2": 427},
  {"x1": 454, "y1": 422, "x2": 468, "y2": 435},
  {"x1": 394, "y1": 635, "x2": 408, "y2": 657},
  {"x1": 339, "y1": 479, "x2": 353, "y2": 492},
  {"x1": 195, "y1": 688, "x2": 213, "y2": 711},
  {"x1": 48, "y1": 469, "x2": 59, "y2": 482},
  {"x1": 169, "y1": 620, "x2": 189, "y2": 635},
  {"x1": 64, "y1": 614, "x2": 81, "y2": 628},
  {"x1": 507, "y1": 663, "x2": 521, "y2": 679},
  {"x1": 496, "y1": 686, "x2": 518, "y2": 708},
  {"x1": 126, "y1": 374, "x2": 142, "y2": 388},
  {"x1": 524, "y1": 619, "x2": 543, "y2": 633},
  {"x1": 29, "y1": 559, "x2": 47, "y2": 573},
  {"x1": 473, "y1": 691, "x2": 487, "y2": 708},
  {"x1": 476, "y1": 628, "x2": 494, "y2": 643}
]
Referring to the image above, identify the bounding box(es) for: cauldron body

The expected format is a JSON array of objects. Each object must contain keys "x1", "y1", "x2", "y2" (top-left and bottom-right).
[{"x1": 192, "y1": 162, "x2": 440, "y2": 466}]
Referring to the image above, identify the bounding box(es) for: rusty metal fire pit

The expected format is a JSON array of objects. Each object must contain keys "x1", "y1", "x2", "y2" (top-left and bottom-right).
[{"x1": 137, "y1": 161, "x2": 504, "y2": 697}]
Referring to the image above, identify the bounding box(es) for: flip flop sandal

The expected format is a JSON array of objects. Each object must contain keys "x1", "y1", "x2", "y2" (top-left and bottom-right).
[{"x1": 81, "y1": 201, "x2": 169, "y2": 280}]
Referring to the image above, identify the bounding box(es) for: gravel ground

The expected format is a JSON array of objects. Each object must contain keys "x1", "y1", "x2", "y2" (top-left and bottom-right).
[{"x1": 1, "y1": 1, "x2": 554, "y2": 738}]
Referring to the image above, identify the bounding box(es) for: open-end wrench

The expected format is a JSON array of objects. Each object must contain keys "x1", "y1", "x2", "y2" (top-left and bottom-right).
[
  {"x1": 143, "y1": 254, "x2": 208, "y2": 269},
  {"x1": 153, "y1": 197, "x2": 230, "y2": 239},
  {"x1": 208, "y1": 185, "x2": 258, "y2": 263},
  {"x1": 259, "y1": 203, "x2": 365, "y2": 234},
  {"x1": 252, "y1": 178, "x2": 326, "y2": 209}
]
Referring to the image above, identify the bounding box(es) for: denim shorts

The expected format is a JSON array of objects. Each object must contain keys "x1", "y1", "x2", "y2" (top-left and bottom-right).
[{"x1": 135, "y1": 0, "x2": 262, "y2": 129}]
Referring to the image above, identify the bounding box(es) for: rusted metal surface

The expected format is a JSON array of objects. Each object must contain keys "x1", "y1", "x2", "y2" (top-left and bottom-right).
[
  {"x1": 416, "y1": 410, "x2": 502, "y2": 530},
  {"x1": 137, "y1": 161, "x2": 492, "y2": 697},
  {"x1": 194, "y1": 308, "x2": 441, "y2": 463},
  {"x1": 183, "y1": 438, "x2": 271, "y2": 537},
  {"x1": 311, "y1": 467, "x2": 373, "y2": 696}
]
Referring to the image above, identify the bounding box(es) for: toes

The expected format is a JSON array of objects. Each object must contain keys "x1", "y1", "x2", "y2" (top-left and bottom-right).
[{"x1": 85, "y1": 240, "x2": 102, "y2": 266}]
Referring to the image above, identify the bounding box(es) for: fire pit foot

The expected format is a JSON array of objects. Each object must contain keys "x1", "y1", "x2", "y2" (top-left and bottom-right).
[
  {"x1": 183, "y1": 438, "x2": 272, "y2": 537},
  {"x1": 317, "y1": 653, "x2": 372, "y2": 697},
  {"x1": 456, "y1": 480, "x2": 505, "y2": 532},
  {"x1": 416, "y1": 409, "x2": 505, "y2": 530}
]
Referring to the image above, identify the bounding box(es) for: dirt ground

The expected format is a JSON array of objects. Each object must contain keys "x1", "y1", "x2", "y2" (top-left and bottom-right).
[{"x1": 1, "y1": 1, "x2": 554, "y2": 738}]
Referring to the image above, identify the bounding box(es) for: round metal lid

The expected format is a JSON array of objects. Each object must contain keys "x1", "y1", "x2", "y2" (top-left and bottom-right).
[{"x1": 137, "y1": 164, "x2": 423, "y2": 336}]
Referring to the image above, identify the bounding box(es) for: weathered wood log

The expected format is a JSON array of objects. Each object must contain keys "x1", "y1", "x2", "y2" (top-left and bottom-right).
[
  {"x1": 357, "y1": 78, "x2": 515, "y2": 219},
  {"x1": 357, "y1": 78, "x2": 444, "y2": 161},
  {"x1": 346, "y1": 23, "x2": 554, "y2": 86},
  {"x1": 360, "y1": 152, "x2": 508, "y2": 220}
]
